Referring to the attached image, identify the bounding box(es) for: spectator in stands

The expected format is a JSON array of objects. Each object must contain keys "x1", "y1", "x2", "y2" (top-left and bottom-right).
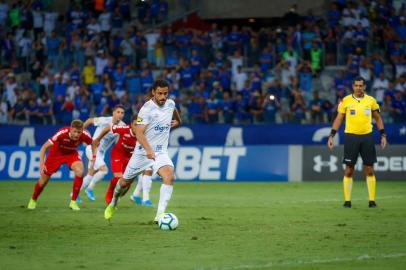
[
  {"x1": 83, "y1": 58, "x2": 96, "y2": 86},
  {"x1": 290, "y1": 90, "x2": 307, "y2": 124},
  {"x1": 188, "y1": 95, "x2": 207, "y2": 123},
  {"x1": 234, "y1": 92, "x2": 251, "y2": 124},
  {"x1": 233, "y1": 65, "x2": 248, "y2": 92},
  {"x1": 25, "y1": 99, "x2": 42, "y2": 125},
  {"x1": 0, "y1": 95, "x2": 8, "y2": 123},
  {"x1": 322, "y1": 98, "x2": 334, "y2": 123},
  {"x1": 262, "y1": 93, "x2": 280, "y2": 124},
  {"x1": 310, "y1": 42, "x2": 322, "y2": 75},
  {"x1": 206, "y1": 92, "x2": 219, "y2": 123},
  {"x1": 381, "y1": 94, "x2": 393, "y2": 123},
  {"x1": 11, "y1": 96, "x2": 27, "y2": 124},
  {"x1": 391, "y1": 90, "x2": 406, "y2": 122},
  {"x1": 0, "y1": 0, "x2": 9, "y2": 27},
  {"x1": 309, "y1": 91, "x2": 324, "y2": 124},
  {"x1": 219, "y1": 91, "x2": 235, "y2": 124},
  {"x1": 372, "y1": 72, "x2": 389, "y2": 104}
]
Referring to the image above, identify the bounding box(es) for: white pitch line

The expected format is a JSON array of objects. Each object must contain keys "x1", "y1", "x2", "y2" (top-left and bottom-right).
[{"x1": 198, "y1": 252, "x2": 406, "y2": 270}]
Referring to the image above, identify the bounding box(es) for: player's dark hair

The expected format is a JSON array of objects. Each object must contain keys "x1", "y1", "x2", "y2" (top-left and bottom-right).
[
  {"x1": 113, "y1": 104, "x2": 125, "y2": 111},
  {"x1": 71, "y1": 119, "x2": 84, "y2": 129},
  {"x1": 151, "y1": 79, "x2": 170, "y2": 91},
  {"x1": 131, "y1": 115, "x2": 138, "y2": 123},
  {"x1": 353, "y1": 76, "x2": 366, "y2": 86}
]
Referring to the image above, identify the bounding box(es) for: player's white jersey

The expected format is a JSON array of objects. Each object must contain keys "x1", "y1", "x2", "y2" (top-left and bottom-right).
[
  {"x1": 93, "y1": 116, "x2": 125, "y2": 152},
  {"x1": 135, "y1": 99, "x2": 175, "y2": 155}
]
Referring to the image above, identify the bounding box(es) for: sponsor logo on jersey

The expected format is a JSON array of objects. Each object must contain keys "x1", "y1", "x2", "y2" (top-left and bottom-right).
[{"x1": 154, "y1": 124, "x2": 170, "y2": 133}]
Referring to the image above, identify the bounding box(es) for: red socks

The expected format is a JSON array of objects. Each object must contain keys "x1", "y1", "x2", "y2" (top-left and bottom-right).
[
  {"x1": 105, "y1": 177, "x2": 120, "y2": 204},
  {"x1": 71, "y1": 176, "x2": 83, "y2": 201},
  {"x1": 32, "y1": 182, "x2": 44, "y2": 200}
]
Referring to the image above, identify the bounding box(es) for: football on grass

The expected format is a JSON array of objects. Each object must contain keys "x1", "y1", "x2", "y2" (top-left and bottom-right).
[{"x1": 158, "y1": 213, "x2": 179, "y2": 231}]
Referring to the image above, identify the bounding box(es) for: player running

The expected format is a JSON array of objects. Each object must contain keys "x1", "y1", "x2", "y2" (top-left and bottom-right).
[
  {"x1": 104, "y1": 79, "x2": 181, "y2": 222},
  {"x1": 81, "y1": 105, "x2": 125, "y2": 201},
  {"x1": 27, "y1": 120, "x2": 94, "y2": 211},
  {"x1": 91, "y1": 115, "x2": 153, "y2": 205}
]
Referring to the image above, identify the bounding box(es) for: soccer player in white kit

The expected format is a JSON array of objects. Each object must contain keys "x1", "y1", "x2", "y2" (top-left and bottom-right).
[
  {"x1": 104, "y1": 80, "x2": 181, "y2": 222},
  {"x1": 81, "y1": 105, "x2": 125, "y2": 201}
]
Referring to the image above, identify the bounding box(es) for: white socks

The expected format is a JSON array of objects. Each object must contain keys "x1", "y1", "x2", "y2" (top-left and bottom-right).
[
  {"x1": 156, "y1": 184, "x2": 173, "y2": 217},
  {"x1": 88, "y1": 170, "x2": 107, "y2": 190},
  {"x1": 142, "y1": 175, "x2": 152, "y2": 201},
  {"x1": 132, "y1": 174, "x2": 143, "y2": 197},
  {"x1": 81, "y1": 174, "x2": 93, "y2": 190}
]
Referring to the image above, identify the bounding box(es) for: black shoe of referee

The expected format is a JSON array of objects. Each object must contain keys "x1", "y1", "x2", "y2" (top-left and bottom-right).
[
  {"x1": 343, "y1": 201, "x2": 352, "y2": 208},
  {"x1": 369, "y1": 201, "x2": 377, "y2": 208}
]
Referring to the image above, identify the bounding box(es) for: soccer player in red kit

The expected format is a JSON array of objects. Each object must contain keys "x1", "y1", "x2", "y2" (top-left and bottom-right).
[
  {"x1": 27, "y1": 120, "x2": 94, "y2": 211},
  {"x1": 92, "y1": 116, "x2": 141, "y2": 204}
]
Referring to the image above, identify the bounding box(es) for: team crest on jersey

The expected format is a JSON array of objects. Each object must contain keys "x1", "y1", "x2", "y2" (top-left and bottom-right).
[
  {"x1": 350, "y1": 109, "x2": 356, "y2": 115},
  {"x1": 136, "y1": 117, "x2": 143, "y2": 123}
]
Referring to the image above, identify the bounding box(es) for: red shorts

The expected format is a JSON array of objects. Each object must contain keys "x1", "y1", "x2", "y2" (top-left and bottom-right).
[
  {"x1": 110, "y1": 150, "x2": 130, "y2": 174},
  {"x1": 43, "y1": 152, "x2": 81, "y2": 176}
]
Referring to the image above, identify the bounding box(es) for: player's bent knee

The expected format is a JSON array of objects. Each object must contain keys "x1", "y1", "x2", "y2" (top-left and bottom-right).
[
  {"x1": 144, "y1": 169, "x2": 153, "y2": 176},
  {"x1": 99, "y1": 165, "x2": 108, "y2": 173},
  {"x1": 121, "y1": 178, "x2": 133, "y2": 186},
  {"x1": 162, "y1": 175, "x2": 175, "y2": 185}
]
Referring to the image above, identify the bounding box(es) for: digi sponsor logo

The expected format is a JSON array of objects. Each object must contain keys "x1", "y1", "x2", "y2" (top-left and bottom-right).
[{"x1": 154, "y1": 124, "x2": 170, "y2": 133}]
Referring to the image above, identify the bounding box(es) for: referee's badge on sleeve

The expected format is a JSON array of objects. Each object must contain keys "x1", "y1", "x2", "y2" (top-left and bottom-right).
[{"x1": 364, "y1": 108, "x2": 371, "y2": 116}]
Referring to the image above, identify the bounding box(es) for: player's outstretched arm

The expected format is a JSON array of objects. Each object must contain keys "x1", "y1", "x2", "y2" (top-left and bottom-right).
[
  {"x1": 372, "y1": 111, "x2": 387, "y2": 149},
  {"x1": 135, "y1": 124, "x2": 155, "y2": 160},
  {"x1": 83, "y1": 118, "x2": 95, "y2": 129},
  {"x1": 39, "y1": 141, "x2": 53, "y2": 173},
  {"x1": 327, "y1": 113, "x2": 344, "y2": 150},
  {"x1": 171, "y1": 108, "x2": 181, "y2": 128},
  {"x1": 91, "y1": 125, "x2": 110, "y2": 157}
]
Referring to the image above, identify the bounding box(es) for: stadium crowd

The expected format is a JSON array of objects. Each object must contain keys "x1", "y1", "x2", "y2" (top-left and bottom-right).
[{"x1": 0, "y1": 0, "x2": 405, "y2": 125}]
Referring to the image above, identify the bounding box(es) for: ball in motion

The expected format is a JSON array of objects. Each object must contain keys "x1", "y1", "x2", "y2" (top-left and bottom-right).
[{"x1": 158, "y1": 213, "x2": 179, "y2": 231}]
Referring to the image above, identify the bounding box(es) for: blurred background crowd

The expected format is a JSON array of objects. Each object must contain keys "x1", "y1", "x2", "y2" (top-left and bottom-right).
[{"x1": 0, "y1": 0, "x2": 405, "y2": 125}]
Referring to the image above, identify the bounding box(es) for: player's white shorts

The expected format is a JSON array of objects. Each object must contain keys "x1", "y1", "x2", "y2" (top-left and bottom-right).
[
  {"x1": 123, "y1": 152, "x2": 174, "y2": 181},
  {"x1": 85, "y1": 145, "x2": 107, "y2": 170}
]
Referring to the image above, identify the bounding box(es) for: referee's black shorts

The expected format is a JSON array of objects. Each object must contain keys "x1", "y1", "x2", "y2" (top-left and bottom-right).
[{"x1": 343, "y1": 132, "x2": 377, "y2": 166}]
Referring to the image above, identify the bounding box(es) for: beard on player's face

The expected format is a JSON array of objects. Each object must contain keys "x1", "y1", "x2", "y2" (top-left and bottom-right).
[
  {"x1": 153, "y1": 95, "x2": 167, "y2": 106},
  {"x1": 153, "y1": 87, "x2": 169, "y2": 106}
]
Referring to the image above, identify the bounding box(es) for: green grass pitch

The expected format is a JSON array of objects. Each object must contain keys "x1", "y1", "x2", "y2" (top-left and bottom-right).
[{"x1": 1, "y1": 181, "x2": 406, "y2": 270}]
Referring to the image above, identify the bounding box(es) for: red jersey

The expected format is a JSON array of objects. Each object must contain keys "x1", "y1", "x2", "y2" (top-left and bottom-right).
[
  {"x1": 47, "y1": 127, "x2": 93, "y2": 155},
  {"x1": 111, "y1": 125, "x2": 137, "y2": 157}
]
